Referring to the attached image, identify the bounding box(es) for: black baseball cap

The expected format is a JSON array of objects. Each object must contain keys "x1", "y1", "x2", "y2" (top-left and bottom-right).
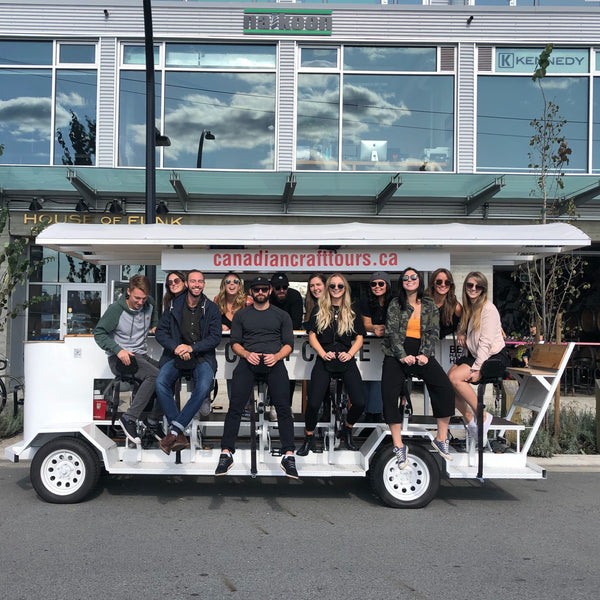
[{"x1": 249, "y1": 276, "x2": 270, "y2": 289}]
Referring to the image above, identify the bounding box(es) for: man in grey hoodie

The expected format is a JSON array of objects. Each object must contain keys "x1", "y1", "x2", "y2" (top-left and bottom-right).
[{"x1": 93, "y1": 274, "x2": 162, "y2": 444}]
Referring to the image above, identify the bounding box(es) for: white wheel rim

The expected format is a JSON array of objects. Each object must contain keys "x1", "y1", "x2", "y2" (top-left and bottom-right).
[
  {"x1": 39, "y1": 449, "x2": 87, "y2": 496},
  {"x1": 382, "y1": 451, "x2": 431, "y2": 503}
]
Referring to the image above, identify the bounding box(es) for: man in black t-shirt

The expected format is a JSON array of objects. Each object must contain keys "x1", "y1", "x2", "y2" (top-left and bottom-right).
[{"x1": 215, "y1": 276, "x2": 298, "y2": 479}]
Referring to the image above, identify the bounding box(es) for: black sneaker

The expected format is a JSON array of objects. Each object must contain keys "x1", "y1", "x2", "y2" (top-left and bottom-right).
[
  {"x1": 143, "y1": 418, "x2": 166, "y2": 441},
  {"x1": 215, "y1": 453, "x2": 234, "y2": 476},
  {"x1": 119, "y1": 417, "x2": 141, "y2": 444},
  {"x1": 280, "y1": 455, "x2": 299, "y2": 479}
]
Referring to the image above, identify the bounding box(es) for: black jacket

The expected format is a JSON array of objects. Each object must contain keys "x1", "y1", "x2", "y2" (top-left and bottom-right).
[{"x1": 155, "y1": 293, "x2": 222, "y2": 373}]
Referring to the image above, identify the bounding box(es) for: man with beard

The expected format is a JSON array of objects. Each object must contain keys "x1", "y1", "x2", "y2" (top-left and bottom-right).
[
  {"x1": 215, "y1": 276, "x2": 298, "y2": 479},
  {"x1": 155, "y1": 270, "x2": 222, "y2": 454},
  {"x1": 270, "y1": 272, "x2": 303, "y2": 406}
]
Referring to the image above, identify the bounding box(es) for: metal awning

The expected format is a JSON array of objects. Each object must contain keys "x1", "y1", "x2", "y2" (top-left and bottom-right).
[
  {"x1": 35, "y1": 221, "x2": 591, "y2": 271},
  {"x1": 3, "y1": 165, "x2": 600, "y2": 220}
]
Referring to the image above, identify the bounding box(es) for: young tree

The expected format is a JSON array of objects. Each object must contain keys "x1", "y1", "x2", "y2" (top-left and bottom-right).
[
  {"x1": 515, "y1": 44, "x2": 587, "y2": 342},
  {"x1": 0, "y1": 207, "x2": 54, "y2": 332}
]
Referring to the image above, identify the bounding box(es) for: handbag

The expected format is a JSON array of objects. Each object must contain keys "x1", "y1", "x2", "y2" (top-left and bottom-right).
[
  {"x1": 479, "y1": 357, "x2": 507, "y2": 380},
  {"x1": 323, "y1": 355, "x2": 350, "y2": 374},
  {"x1": 174, "y1": 355, "x2": 196, "y2": 371},
  {"x1": 115, "y1": 355, "x2": 138, "y2": 377},
  {"x1": 248, "y1": 356, "x2": 271, "y2": 376}
]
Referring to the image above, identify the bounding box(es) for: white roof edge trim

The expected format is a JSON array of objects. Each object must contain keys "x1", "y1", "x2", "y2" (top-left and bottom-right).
[{"x1": 36, "y1": 222, "x2": 591, "y2": 247}]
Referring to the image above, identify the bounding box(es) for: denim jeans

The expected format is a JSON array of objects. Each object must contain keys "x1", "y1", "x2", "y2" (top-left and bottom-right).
[{"x1": 155, "y1": 358, "x2": 214, "y2": 431}]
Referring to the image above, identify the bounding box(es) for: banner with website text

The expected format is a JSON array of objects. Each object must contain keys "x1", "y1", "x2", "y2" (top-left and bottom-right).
[{"x1": 162, "y1": 248, "x2": 449, "y2": 273}]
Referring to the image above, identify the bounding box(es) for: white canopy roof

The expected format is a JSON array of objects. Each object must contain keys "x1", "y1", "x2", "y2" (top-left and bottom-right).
[{"x1": 35, "y1": 221, "x2": 590, "y2": 271}]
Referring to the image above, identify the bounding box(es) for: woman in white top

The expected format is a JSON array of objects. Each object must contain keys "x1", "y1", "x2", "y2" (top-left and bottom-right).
[{"x1": 448, "y1": 271, "x2": 508, "y2": 440}]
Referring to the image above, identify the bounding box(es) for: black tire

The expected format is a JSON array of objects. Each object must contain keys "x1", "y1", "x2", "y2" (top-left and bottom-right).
[
  {"x1": 369, "y1": 443, "x2": 440, "y2": 509},
  {"x1": 30, "y1": 437, "x2": 101, "y2": 504}
]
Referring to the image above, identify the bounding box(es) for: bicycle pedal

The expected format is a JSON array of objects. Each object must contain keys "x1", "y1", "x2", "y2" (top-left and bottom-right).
[{"x1": 270, "y1": 447, "x2": 283, "y2": 457}]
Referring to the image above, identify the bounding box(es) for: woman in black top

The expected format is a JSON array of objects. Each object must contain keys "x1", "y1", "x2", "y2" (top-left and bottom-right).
[
  {"x1": 360, "y1": 271, "x2": 392, "y2": 422},
  {"x1": 425, "y1": 268, "x2": 462, "y2": 338},
  {"x1": 298, "y1": 273, "x2": 366, "y2": 455},
  {"x1": 162, "y1": 271, "x2": 187, "y2": 310},
  {"x1": 303, "y1": 272, "x2": 326, "y2": 329}
]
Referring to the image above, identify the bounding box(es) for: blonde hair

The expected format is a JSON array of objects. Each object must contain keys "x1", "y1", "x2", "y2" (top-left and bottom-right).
[
  {"x1": 459, "y1": 271, "x2": 489, "y2": 333},
  {"x1": 315, "y1": 273, "x2": 356, "y2": 336},
  {"x1": 215, "y1": 272, "x2": 247, "y2": 316}
]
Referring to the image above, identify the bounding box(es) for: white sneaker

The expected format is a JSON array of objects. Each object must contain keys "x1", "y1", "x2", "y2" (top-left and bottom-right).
[
  {"x1": 466, "y1": 418, "x2": 478, "y2": 439},
  {"x1": 482, "y1": 412, "x2": 493, "y2": 438},
  {"x1": 268, "y1": 406, "x2": 277, "y2": 422}
]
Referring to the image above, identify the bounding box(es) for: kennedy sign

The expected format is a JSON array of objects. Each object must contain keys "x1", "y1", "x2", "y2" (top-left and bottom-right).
[
  {"x1": 495, "y1": 48, "x2": 589, "y2": 74},
  {"x1": 244, "y1": 9, "x2": 332, "y2": 36}
]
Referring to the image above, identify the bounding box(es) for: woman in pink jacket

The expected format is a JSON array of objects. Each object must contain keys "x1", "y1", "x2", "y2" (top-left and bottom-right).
[{"x1": 448, "y1": 271, "x2": 508, "y2": 440}]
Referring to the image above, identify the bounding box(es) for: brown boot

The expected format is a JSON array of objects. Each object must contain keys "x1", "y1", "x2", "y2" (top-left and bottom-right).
[
  {"x1": 171, "y1": 432, "x2": 190, "y2": 452},
  {"x1": 159, "y1": 432, "x2": 177, "y2": 455}
]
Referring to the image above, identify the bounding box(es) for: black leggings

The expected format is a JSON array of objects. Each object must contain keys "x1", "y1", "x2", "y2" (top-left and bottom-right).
[
  {"x1": 382, "y1": 354, "x2": 455, "y2": 425},
  {"x1": 305, "y1": 358, "x2": 366, "y2": 432}
]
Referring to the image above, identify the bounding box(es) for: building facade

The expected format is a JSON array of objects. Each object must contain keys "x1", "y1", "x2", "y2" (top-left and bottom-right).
[{"x1": 2, "y1": 0, "x2": 600, "y2": 373}]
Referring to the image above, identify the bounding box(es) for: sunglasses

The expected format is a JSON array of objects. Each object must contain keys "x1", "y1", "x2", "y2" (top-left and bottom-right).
[
  {"x1": 329, "y1": 283, "x2": 345, "y2": 290},
  {"x1": 435, "y1": 278, "x2": 451, "y2": 286},
  {"x1": 402, "y1": 274, "x2": 418, "y2": 281},
  {"x1": 167, "y1": 277, "x2": 181, "y2": 286},
  {"x1": 225, "y1": 279, "x2": 240, "y2": 285},
  {"x1": 370, "y1": 281, "x2": 386, "y2": 288},
  {"x1": 251, "y1": 286, "x2": 270, "y2": 293},
  {"x1": 273, "y1": 284, "x2": 288, "y2": 291},
  {"x1": 466, "y1": 282, "x2": 485, "y2": 292}
]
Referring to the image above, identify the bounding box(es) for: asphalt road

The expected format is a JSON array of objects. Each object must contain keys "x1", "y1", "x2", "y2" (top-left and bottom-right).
[{"x1": 1, "y1": 461, "x2": 599, "y2": 600}]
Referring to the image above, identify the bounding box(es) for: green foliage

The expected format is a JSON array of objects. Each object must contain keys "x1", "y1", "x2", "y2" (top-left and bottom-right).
[
  {"x1": 0, "y1": 206, "x2": 54, "y2": 331},
  {"x1": 524, "y1": 407, "x2": 597, "y2": 456},
  {"x1": 0, "y1": 408, "x2": 23, "y2": 439},
  {"x1": 56, "y1": 110, "x2": 96, "y2": 166}
]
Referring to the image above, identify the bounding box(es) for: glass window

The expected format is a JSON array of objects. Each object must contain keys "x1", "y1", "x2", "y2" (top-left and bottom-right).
[
  {"x1": 123, "y1": 45, "x2": 160, "y2": 66},
  {"x1": 0, "y1": 40, "x2": 52, "y2": 66},
  {"x1": 30, "y1": 247, "x2": 105, "y2": 283},
  {"x1": 344, "y1": 47, "x2": 437, "y2": 72},
  {"x1": 165, "y1": 44, "x2": 276, "y2": 69},
  {"x1": 296, "y1": 74, "x2": 339, "y2": 171},
  {"x1": 342, "y1": 74, "x2": 454, "y2": 171},
  {"x1": 301, "y1": 48, "x2": 338, "y2": 69},
  {"x1": 59, "y1": 44, "x2": 96, "y2": 64},
  {"x1": 118, "y1": 71, "x2": 162, "y2": 167},
  {"x1": 0, "y1": 69, "x2": 52, "y2": 165},
  {"x1": 28, "y1": 284, "x2": 61, "y2": 341},
  {"x1": 477, "y1": 76, "x2": 588, "y2": 173},
  {"x1": 121, "y1": 265, "x2": 145, "y2": 280},
  {"x1": 162, "y1": 72, "x2": 276, "y2": 169},
  {"x1": 55, "y1": 69, "x2": 97, "y2": 165}
]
